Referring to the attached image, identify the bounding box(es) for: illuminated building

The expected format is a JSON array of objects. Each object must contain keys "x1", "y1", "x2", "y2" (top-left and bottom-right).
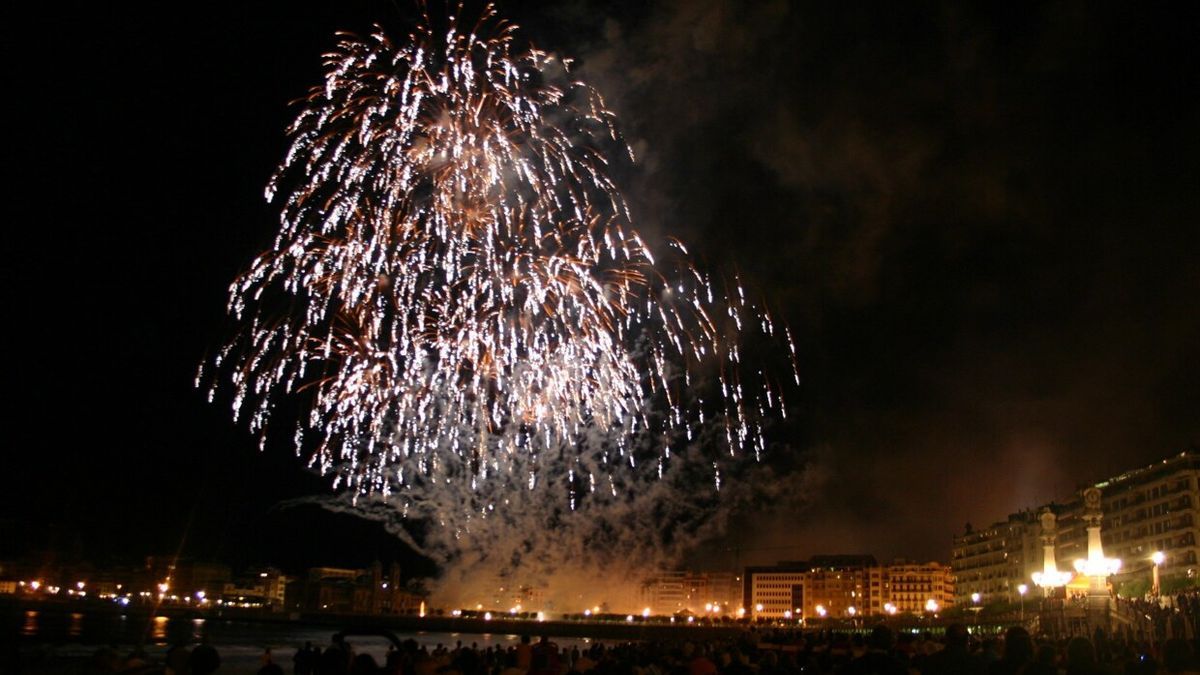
[
  {"x1": 953, "y1": 450, "x2": 1200, "y2": 604},
  {"x1": 745, "y1": 555, "x2": 882, "y2": 619},
  {"x1": 1060, "y1": 452, "x2": 1200, "y2": 593},
  {"x1": 952, "y1": 513, "x2": 1041, "y2": 604},
  {"x1": 881, "y1": 560, "x2": 955, "y2": 614},
  {"x1": 222, "y1": 567, "x2": 290, "y2": 611},
  {"x1": 141, "y1": 557, "x2": 232, "y2": 600},
  {"x1": 744, "y1": 562, "x2": 808, "y2": 619},
  {"x1": 805, "y1": 555, "x2": 879, "y2": 618},
  {"x1": 640, "y1": 571, "x2": 741, "y2": 615},
  {"x1": 640, "y1": 571, "x2": 691, "y2": 614},
  {"x1": 744, "y1": 556, "x2": 954, "y2": 619},
  {"x1": 294, "y1": 562, "x2": 420, "y2": 614}
]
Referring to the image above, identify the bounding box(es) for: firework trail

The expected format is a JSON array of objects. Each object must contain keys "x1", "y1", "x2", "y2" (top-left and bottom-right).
[{"x1": 203, "y1": 4, "x2": 798, "y2": 589}]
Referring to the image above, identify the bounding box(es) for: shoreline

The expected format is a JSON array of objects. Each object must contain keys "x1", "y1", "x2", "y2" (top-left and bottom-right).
[{"x1": 2, "y1": 597, "x2": 746, "y2": 645}]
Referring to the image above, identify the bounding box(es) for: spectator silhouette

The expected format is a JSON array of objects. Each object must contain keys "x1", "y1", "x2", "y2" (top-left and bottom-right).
[
  {"x1": 296, "y1": 642, "x2": 316, "y2": 675},
  {"x1": 1065, "y1": 636, "x2": 1104, "y2": 675},
  {"x1": 920, "y1": 623, "x2": 981, "y2": 675},
  {"x1": 840, "y1": 624, "x2": 905, "y2": 675},
  {"x1": 260, "y1": 648, "x2": 286, "y2": 675},
  {"x1": 350, "y1": 653, "x2": 381, "y2": 675},
  {"x1": 1162, "y1": 638, "x2": 1200, "y2": 674},
  {"x1": 190, "y1": 641, "x2": 221, "y2": 675},
  {"x1": 989, "y1": 626, "x2": 1034, "y2": 675}
]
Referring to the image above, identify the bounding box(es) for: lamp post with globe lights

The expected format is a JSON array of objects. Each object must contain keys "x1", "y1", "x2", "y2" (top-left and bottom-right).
[
  {"x1": 1152, "y1": 551, "x2": 1165, "y2": 598},
  {"x1": 1073, "y1": 488, "x2": 1122, "y2": 612},
  {"x1": 1017, "y1": 584, "x2": 1028, "y2": 622},
  {"x1": 924, "y1": 598, "x2": 940, "y2": 630},
  {"x1": 1075, "y1": 482, "x2": 1118, "y2": 619},
  {"x1": 1031, "y1": 509, "x2": 1074, "y2": 634},
  {"x1": 1032, "y1": 510, "x2": 1075, "y2": 593}
]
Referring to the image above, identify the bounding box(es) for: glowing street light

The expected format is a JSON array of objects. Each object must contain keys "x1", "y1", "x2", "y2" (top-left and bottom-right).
[
  {"x1": 1033, "y1": 510, "x2": 1074, "y2": 593},
  {"x1": 815, "y1": 604, "x2": 827, "y2": 618},
  {"x1": 1152, "y1": 551, "x2": 1166, "y2": 597},
  {"x1": 1017, "y1": 584, "x2": 1028, "y2": 622},
  {"x1": 1073, "y1": 557, "x2": 1122, "y2": 579},
  {"x1": 1073, "y1": 488, "x2": 1122, "y2": 594}
]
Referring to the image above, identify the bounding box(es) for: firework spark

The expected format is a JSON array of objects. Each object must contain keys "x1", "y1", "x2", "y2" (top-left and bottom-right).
[{"x1": 204, "y1": 5, "x2": 796, "y2": 541}]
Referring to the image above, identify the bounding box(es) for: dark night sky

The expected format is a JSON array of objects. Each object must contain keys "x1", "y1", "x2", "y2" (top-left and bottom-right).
[{"x1": 3, "y1": 1, "x2": 1197, "y2": 575}]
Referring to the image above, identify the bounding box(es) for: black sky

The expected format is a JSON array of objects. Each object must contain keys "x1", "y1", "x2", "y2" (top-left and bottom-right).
[{"x1": 4, "y1": 1, "x2": 1197, "y2": 574}]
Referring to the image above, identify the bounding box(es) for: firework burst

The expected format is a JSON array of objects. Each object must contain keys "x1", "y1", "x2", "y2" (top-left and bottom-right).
[{"x1": 203, "y1": 4, "x2": 797, "y2": 535}]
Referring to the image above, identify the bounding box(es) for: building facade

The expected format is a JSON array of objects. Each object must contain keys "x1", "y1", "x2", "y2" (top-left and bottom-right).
[
  {"x1": 222, "y1": 567, "x2": 290, "y2": 610},
  {"x1": 744, "y1": 556, "x2": 951, "y2": 620},
  {"x1": 744, "y1": 563, "x2": 809, "y2": 619},
  {"x1": 291, "y1": 563, "x2": 420, "y2": 614},
  {"x1": 952, "y1": 450, "x2": 1200, "y2": 605},
  {"x1": 1080, "y1": 452, "x2": 1200, "y2": 591},
  {"x1": 641, "y1": 571, "x2": 742, "y2": 615},
  {"x1": 952, "y1": 513, "x2": 1041, "y2": 604},
  {"x1": 882, "y1": 560, "x2": 955, "y2": 614}
]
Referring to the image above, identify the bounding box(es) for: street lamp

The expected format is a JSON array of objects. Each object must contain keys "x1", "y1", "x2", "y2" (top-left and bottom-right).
[
  {"x1": 1017, "y1": 584, "x2": 1028, "y2": 622},
  {"x1": 1152, "y1": 551, "x2": 1165, "y2": 598}
]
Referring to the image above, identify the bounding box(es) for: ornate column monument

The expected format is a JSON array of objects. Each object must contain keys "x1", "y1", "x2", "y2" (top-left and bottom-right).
[
  {"x1": 1032, "y1": 508, "x2": 1073, "y2": 635},
  {"x1": 1032, "y1": 509, "x2": 1073, "y2": 592},
  {"x1": 1073, "y1": 487, "x2": 1121, "y2": 613}
]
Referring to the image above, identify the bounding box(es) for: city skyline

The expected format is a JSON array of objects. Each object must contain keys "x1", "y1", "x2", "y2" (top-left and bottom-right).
[
  {"x1": 6, "y1": 447, "x2": 1197, "y2": 616},
  {"x1": 4, "y1": 0, "x2": 1197, "y2": 578}
]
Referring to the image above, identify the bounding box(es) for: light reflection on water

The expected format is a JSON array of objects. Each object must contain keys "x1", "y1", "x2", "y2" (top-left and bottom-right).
[
  {"x1": 152, "y1": 615, "x2": 169, "y2": 642},
  {"x1": 9, "y1": 609, "x2": 602, "y2": 674}
]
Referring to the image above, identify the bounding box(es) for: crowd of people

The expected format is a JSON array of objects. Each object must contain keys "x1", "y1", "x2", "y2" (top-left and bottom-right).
[
  {"x1": 1116, "y1": 591, "x2": 1200, "y2": 643},
  {"x1": 19, "y1": 621, "x2": 1200, "y2": 675},
  {"x1": 177, "y1": 626, "x2": 1200, "y2": 675}
]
